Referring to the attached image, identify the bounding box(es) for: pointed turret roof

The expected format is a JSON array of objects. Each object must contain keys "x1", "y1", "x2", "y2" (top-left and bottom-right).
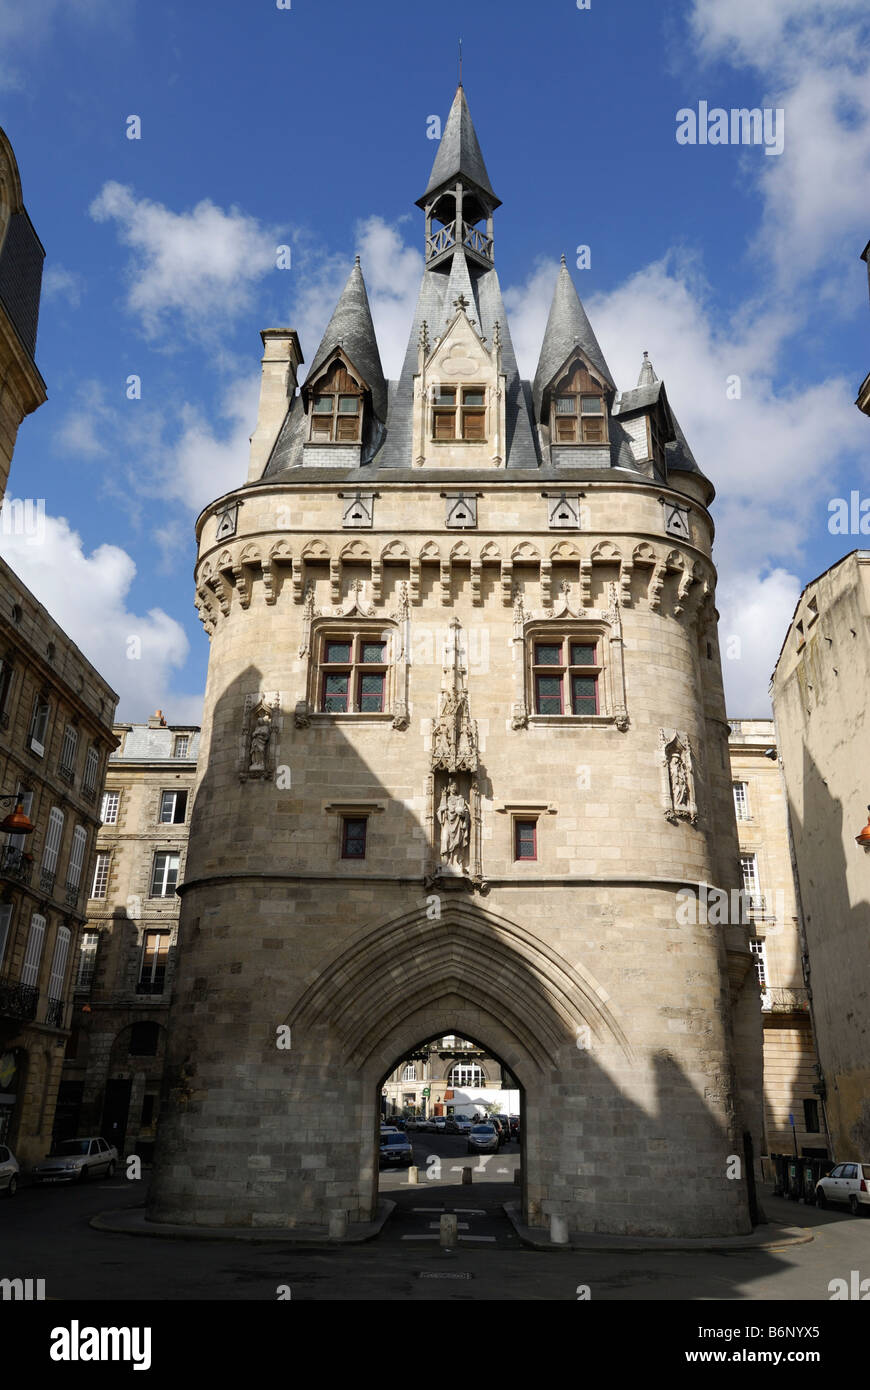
[
  {"x1": 305, "y1": 257, "x2": 387, "y2": 423},
  {"x1": 532, "y1": 257, "x2": 614, "y2": 420},
  {"x1": 417, "y1": 85, "x2": 500, "y2": 208},
  {"x1": 637, "y1": 350, "x2": 658, "y2": 387},
  {"x1": 613, "y1": 350, "x2": 666, "y2": 415}
]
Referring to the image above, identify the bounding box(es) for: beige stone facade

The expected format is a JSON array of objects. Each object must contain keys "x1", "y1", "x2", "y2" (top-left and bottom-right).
[
  {"x1": 150, "y1": 86, "x2": 762, "y2": 1239},
  {"x1": 771, "y1": 551, "x2": 870, "y2": 1161},
  {"x1": 0, "y1": 126, "x2": 117, "y2": 1169},
  {"x1": 727, "y1": 719, "x2": 827, "y2": 1158},
  {"x1": 382, "y1": 1037, "x2": 516, "y2": 1117},
  {"x1": 0, "y1": 564, "x2": 117, "y2": 1165},
  {"x1": 57, "y1": 713, "x2": 199, "y2": 1160}
]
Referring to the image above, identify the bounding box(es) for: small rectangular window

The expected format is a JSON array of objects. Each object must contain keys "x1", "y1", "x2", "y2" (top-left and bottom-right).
[
  {"x1": 733, "y1": 782, "x2": 750, "y2": 821},
  {"x1": 360, "y1": 642, "x2": 385, "y2": 664},
  {"x1": 338, "y1": 396, "x2": 359, "y2": 414},
  {"x1": 150, "y1": 851, "x2": 180, "y2": 898},
  {"x1": 101, "y1": 791, "x2": 120, "y2": 825},
  {"x1": 434, "y1": 411, "x2": 455, "y2": 440},
  {"x1": 91, "y1": 852, "x2": 110, "y2": 900},
  {"x1": 323, "y1": 673, "x2": 349, "y2": 712},
  {"x1": 342, "y1": 817, "x2": 367, "y2": 859},
  {"x1": 173, "y1": 735, "x2": 190, "y2": 759},
  {"x1": 357, "y1": 672, "x2": 384, "y2": 712},
  {"x1": 461, "y1": 410, "x2": 486, "y2": 440},
  {"x1": 580, "y1": 395, "x2": 603, "y2": 414},
  {"x1": 556, "y1": 418, "x2": 577, "y2": 441},
  {"x1": 138, "y1": 931, "x2": 169, "y2": 993},
  {"x1": 570, "y1": 643, "x2": 596, "y2": 666},
  {"x1": 325, "y1": 640, "x2": 352, "y2": 664},
  {"x1": 313, "y1": 395, "x2": 334, "y2": 414},
  {"x1": 462, "y1": 389, "x2": 485, "y2": 407},
  {"x1": 435, "y1": 388, "x2": 456, "y2": 405},
  {"x1": 535, "y1": 674, "x2": 563, "y2": 715},
  {"x1": 570, "y1": 674, "x2": 598, "y2": 715},
  {"x1": 803, "y1": 1099, "x2": 820, "y2": 1133},
  {"x1": 514, "y1": 819, "x2": 537, "y2": 861},
  {"x1": 555, "y1": 396, "x2": 576, "y2": 415},
  {"x1": 535, "y1": 644, "x2": 562, "y2": 666},
  {"x1": 159, "y1": 790, "x2": 188, "y2": 824}
]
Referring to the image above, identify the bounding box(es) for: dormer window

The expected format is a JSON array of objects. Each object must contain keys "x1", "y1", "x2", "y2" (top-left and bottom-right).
[
  {"x1": 432, "y1": 386, "x2": 486, "y2": 441},
  {"x1": 551, "y1": 364, "x2": 607, "y2": 444},
  {"x1": 308, "y1": 361, "x2": 363, "y2": 443}
]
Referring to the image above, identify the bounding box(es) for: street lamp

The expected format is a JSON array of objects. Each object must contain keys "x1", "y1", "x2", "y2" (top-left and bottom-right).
[
  {"x1": 856, "y1": 806, "x2": 870, "y2": 852},
  {"x1": 0, "y1": 796, "x2": 35, "y2": 837}
]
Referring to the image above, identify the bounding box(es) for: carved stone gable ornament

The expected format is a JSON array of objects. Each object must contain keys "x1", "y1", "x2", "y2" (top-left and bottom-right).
[
  {"x1": 662, "y1": 499, "x2": 691, "y2": 541},
  {"x1": 341, "y1": 490, "x2": 375, "y2": 528},
  {"x1": 659, "y1": 728, "x2": 698, "y2": 824},
  {"x1": 215, "y1": 503, "x2": 238, "y2": 541}
]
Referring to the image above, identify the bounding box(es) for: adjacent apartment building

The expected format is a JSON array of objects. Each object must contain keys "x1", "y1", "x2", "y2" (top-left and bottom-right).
[
  {"x1": 771, "y1": 551, "x2": 870, "y2": 1161},
  {"x1": 0, "y1": 125, "x2": 117, "y2": 1167},
  {"x1": 57, "y1": 712, "x2": 199, "y2": 1160},
  {"x1": 728, "y1": 719, "x2": 828, "y2": 1160}
]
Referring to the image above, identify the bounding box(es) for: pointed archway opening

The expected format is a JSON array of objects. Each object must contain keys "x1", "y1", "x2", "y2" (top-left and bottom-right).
[{"x1": 375, "y1": 1029, "x2": 525, "y2": 1242}]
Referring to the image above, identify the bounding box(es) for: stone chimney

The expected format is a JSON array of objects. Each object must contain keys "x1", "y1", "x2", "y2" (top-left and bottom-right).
[
  {"x1": 147, "y1": 709, "x2": 166, "y2": 728},
  {"x1": 247, "y1": 329, "x2": 304, "y2": 482}
]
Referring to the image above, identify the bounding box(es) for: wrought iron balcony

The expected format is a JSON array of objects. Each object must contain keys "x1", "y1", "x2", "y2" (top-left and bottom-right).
[
  {"x1": 81, "y1": 784, "x2": 97, "y2": 805},
  {"x1": 57, "y1": 763, "x2": 75, "y2": 786},
  {"x1": 39, "y1": 868, "x2": 56, "y2": 895},
  {"x1": 0, "y1": 975, "x2": 38, "y2": 1023},
  {"x1": 135, "y1": 978, "x2": 166, "y2": 996},
  {"x1": 761, "y1": 986, "x2": 810, "y2": 1014},
  {"x1": 0, "y1": 845, "x2": 33, "y2": 885},
  {"x1": 64, "y1": 881, "x2": 80, "y2": 908},
  {"x1": 44, "y1": 996, "x2": 65, "y2": 1028}
]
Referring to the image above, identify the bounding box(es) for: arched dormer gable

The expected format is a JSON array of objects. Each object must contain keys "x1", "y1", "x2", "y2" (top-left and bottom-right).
[
  {"x1": 545, "y1": 351, "x2": 610, "y2": 447},
  {"x1": 302, "y1": 347, "x2": 369, "y2": 446}
]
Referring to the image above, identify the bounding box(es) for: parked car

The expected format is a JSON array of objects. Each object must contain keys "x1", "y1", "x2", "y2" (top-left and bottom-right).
[
  {"x1": 455, "y1": 1117, "x2": 473, "y2": 1134},
  {"x1": 432, "y1": 1117, "x2": 447, "y2": 1134},
  {"x1": 467, "y1": 1124, "x2": 499, "y2": 1155},
  {"x1": 31, "y1": 1137, "x2": 118, "y2": 1185},
  {"x1": 0, "y1": 1144, "x2": 19, "y2": 1197},
  {"x1": 444, "y1": 1116, "x2": 460, "y2": 1133},
  {"x1": 416, "y1": 1117, "x2": 434, "y2": 1132},
  {"x1": 816, "y1": 1162, "x2": 870, "y2": 1215},
  {"x1": 489, "y1": 1116, "x2": 508, "y2": 1144},
  {"x1": 509, "y1": 1116, "x2": 520, "y2": 1139},
  {"x1": 379, "y1": 1132, "x2": 414, "y2": 1168},
  {"x1": 392, "y1": 1117, "x2": 407, "y2": 1130}
]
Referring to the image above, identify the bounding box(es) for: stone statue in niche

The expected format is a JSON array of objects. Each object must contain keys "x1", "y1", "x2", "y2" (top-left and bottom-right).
[
  {"x1": 669, "y1": 749, "x2": 689, "y2": 810},
  {"x1": 249, "y1": 706, "x2": 274, "y2": 774},
  {"x1": 437, "y1": 778, "x2": 471, "y2": 870},
  {"x1": 659, "y1": 728, "x2": 698, "y2": 824}
]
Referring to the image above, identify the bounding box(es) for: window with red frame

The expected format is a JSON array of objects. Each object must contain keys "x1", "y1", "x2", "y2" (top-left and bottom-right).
[
  {"x1": 319, "y1": 635, "x2": 387, "y2": 713},
  {"x1": 514, "y1": 819, "x2": 537, "y2": 861},
  {"x1": 341, "y1": 817, "x2": 368, "y2": 859},
  {"x1": 532, "y1": 638, "x2": 600, "y2": 715}
]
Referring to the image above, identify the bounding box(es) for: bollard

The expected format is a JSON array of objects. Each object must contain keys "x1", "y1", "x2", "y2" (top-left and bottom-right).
[
  {"x1": 407, "y1": 1165, "x2": 419, "y2": 1185},
  {"x1": 514, "y1": 1168, "x2": 521, "y2": 1185},
  {"x1": 462, "y1": 1165, "x2": 473, "y2": 1185},
  {"x1": 550, "y1": 1213, "x2": 569, "y2": 1246},
  {"x1": 329, "y1": 1209, "x2": 348, "y2": 1239},
  {"x1": 440, "y1": 1213, "x2": 458, "y2": 1248}
]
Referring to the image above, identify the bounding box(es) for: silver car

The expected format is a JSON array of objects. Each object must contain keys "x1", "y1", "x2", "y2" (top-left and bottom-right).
[
  {"x1": 0, "y1": 1144, "x2": 19, "y2": 1197},
  {"x1": 467, "y1": 1124, "x2": 499, "y2": 1155},
  {"x1": 31, "y1": 1136, "x2": 118, "y2": 1185}
]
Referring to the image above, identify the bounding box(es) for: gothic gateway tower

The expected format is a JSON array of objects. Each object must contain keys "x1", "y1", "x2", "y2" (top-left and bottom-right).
[{"x1": 150, "y1": 87, "x2": 762, "y2": 1237}]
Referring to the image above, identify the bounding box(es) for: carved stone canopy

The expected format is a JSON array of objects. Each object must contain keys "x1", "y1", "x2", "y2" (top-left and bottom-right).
[
  {"x1": 659, "y1": 728, "x2": 698, "y2": 824},
  {"x1": 431, "y1": 618, "x2": 478, "y2": 773}
]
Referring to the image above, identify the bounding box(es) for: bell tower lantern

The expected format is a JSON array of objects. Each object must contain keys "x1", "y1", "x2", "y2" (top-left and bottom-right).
[{"x1": 416, "y1": 85, "x2": 501, "y2": 272}]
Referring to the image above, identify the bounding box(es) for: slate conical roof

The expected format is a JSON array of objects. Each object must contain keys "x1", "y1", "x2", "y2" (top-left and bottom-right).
[
  {"x1": 532, "y1": 257, "x2": 615, "y2": 421},
  {"x1": 417, "y1": 85, "x2": 500, "y2": 208},
  {"x1": 305, "y1": 257, "x2": 388, "y2": 423}
]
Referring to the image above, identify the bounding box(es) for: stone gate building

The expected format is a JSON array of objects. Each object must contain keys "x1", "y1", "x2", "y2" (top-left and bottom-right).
[{"x1": 150, "y1": 86, "x2": 763, "y2": 1237}]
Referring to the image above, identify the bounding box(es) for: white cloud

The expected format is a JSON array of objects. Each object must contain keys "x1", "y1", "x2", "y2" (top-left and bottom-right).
[
  {"x1": 161, "y1": 375, "x2": 260, "y2": 513},
  {"x1": 717, "y1": 568, "x2": 802, "y2": 715},
  {"x1": 0, "y1": 510, "x2": 197, "y2": 722},
  {"x1": 0, "y1": 0, "x2": 123, "y2": 91},
  {"x1": 89, "y1": 182, "x2": 279, "y2": 343},
  {"x1": 42, "y1": 264, "x2": 85, "y2": 308}
]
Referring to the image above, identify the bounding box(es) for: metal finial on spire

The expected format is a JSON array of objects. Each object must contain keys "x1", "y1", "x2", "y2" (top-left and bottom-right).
[
  {"x1": 560, "y1": 253, "x2": 567, "y2": 267},
  {"x1": 354, "y1": 254, "x2": 361, "y2": 267},
  {"x1": 459, "y1": 37, "x2": 462, "y2": 87}
]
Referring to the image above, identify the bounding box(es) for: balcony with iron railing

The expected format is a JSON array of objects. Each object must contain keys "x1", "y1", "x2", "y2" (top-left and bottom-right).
[
  {"x1": 761, "y1": 986, "x2": 810, "y2": 1014},
  {"x1": 0, "y1": 845, "x2": 33, "y2": 885},
  {"x1": 44, "y1": 996, "x2": 65, "y2": 1029},
  {"x1": 39, "y1": 867, "x2": 55, "y2": 895},
  {"x1": 64, "y1": 880, "x2": 81, "y2": 908},
  {"x1": 0, "y1": 975, "x2": 38, "y2": 1023},
  {"x1": 57, "y1": 762, "x2": 75, "y2": 786}
]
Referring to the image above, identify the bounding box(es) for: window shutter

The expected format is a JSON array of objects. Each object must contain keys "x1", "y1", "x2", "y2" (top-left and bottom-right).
[
  {"x1": 83, "y1": 746, "x2": 100, "y2": 792},
  {"x1": 60, "y1": 725, "x2": 78, "y2": 772},
  {"x1": 41, "y1": 807, "x2": 65, "y2": 873},
  {"x1": 67, "y1": 826, "x2": 88, "y2": 888},
  {"x1": 48, "y1": 926, "x2": 71, "y2": 1002},
  {"x1": 21, "y1": 914, "x2": 46, "y2": 988}
]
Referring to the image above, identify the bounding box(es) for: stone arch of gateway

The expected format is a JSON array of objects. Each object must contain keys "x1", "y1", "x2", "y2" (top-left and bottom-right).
[{"x1": 148, "y1": 82, "x2": 762, "y2": 1239}]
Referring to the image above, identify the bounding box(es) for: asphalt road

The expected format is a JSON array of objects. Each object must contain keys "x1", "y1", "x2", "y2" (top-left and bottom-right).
[{"x1": 2, "y1": 1139, "x2": 869, "y2": 1302}]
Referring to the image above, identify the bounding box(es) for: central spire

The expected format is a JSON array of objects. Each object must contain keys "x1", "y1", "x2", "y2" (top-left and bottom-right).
[{"x1": 417, "y1": 86, "x2": 500, "y2": 272}]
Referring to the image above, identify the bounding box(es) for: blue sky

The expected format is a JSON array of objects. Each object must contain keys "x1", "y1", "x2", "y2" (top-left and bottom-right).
[{"x1": 0, "y1": 0, "x2": 868, "y2": 721}]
